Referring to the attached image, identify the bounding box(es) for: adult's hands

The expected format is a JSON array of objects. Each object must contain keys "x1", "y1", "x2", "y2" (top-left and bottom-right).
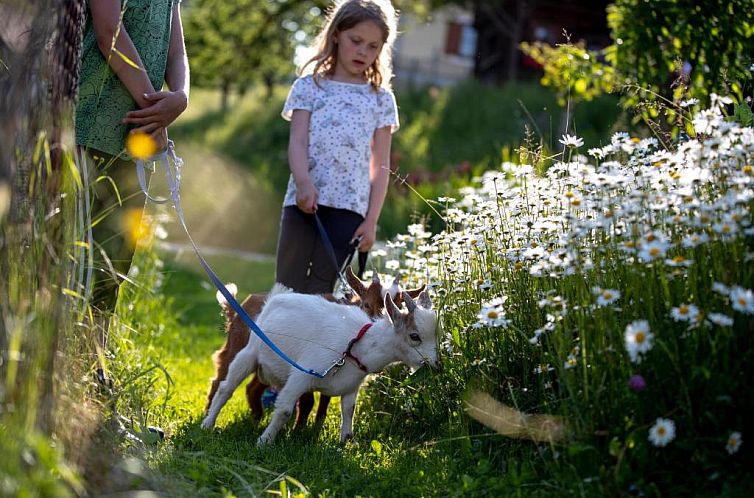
[{"x1": 123, "y1": 90, "x2": 188, "y2": 135}]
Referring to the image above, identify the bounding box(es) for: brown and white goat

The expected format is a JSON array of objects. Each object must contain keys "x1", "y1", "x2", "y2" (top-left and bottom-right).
[
  {"x1": 201, "y1": 284, "x2": 440, "y2": 445},
  {"x1": 204, "y1": 266, "x2": 425, "y2": 426}
]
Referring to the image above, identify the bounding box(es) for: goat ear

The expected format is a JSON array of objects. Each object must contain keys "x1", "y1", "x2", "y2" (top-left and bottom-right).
[
  {"x1": 403, "y1": 291, "x2": 417, "y2": 313},
  {"x1": 384, "y1": 292, "x2": 401, "y2": 324},
  {"x1": 406, "y1": 284, "x2": 427, "y2": 300},
  {"x1": 417, "y1": 290, "x2": 432, "y2": 309},
  {"x1": 345, "y1": 266, "x2": 367, "y2": 296}
]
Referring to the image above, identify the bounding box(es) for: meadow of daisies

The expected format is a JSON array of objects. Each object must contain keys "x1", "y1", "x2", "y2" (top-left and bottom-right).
[{"x1": 359, "y1": 97, "x2": 753, "y2": 495}]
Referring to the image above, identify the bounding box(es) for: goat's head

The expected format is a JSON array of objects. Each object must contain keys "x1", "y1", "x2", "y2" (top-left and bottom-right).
[{"x1": 384, "y1": 290, "x2": 440, "y2": 371}]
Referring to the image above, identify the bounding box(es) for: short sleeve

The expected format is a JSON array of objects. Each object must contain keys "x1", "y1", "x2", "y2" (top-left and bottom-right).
[
  {"x1": 282, "y1": 76, "x2": 314, "y2": 121},
  {"x1": 375, "y1": 89, "x2": 399, "y2": 133}
]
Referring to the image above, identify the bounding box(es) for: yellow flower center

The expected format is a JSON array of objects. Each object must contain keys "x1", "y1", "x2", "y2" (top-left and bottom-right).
[
  {"x1": 635, "y1": 332, "x2": 646, "y2": 344},
  {"x1": 570, "y1": 198, "x2": 582, "y2": 206},
  {"x1": 631, "y1": 137, "x2": 641, "y2": 144},
  {"x1": 646, "y1": 234, "x2": 656, "y2": 242},
  {"x1": 738, "y1": 297, "x2": 747, "y2": 306},
  {"x1": 743, "y1": 165, "x2": 753, "y2": 175},
  {"x1": 602, "y1": 291, "x2": 613, "y2": 300},
  {"x1": 657, "y1": 426, "x2": 666, "y2": 436},
  {"x1": 487, "y1": 310, "x2": 499, "y2": 319},
  {"x1": 673, "y1": 256, "x2": 685, "y2": 263},
  {"x1": 679, "y1": 305, "x2": 689, "y2": 315},
  {"x1": 565, "y1": 191, "x2": 575, "y2": 198},
  {"x1": 649, "y1": 247, "x2": 660, "y2": 257}
]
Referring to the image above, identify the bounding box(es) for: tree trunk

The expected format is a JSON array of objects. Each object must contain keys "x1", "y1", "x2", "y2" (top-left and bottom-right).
[
  {"x1": 220, "y1": 78, "x2": 230, "y2": 112},
  {"x1": 0, "y1": 0, "x2": 84, "y2": 435}
]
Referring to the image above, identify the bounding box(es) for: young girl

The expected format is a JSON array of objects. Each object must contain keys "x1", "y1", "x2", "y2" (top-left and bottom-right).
[{"x1": 276, "y1": 0, "x2": 400, "y2": 294}]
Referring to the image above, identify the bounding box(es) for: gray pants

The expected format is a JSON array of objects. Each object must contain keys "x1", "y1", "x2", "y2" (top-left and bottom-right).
[{"x1": 275, "y1": 205, "x2": 363, "y2": 294}]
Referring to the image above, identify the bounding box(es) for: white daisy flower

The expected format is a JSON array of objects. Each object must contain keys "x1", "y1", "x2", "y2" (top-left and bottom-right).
[
  {"x1": 475, "y1": 304, "x2": 510, "y2": 328},
  {"x1": 665, "y1": 255, "x2": 693, "y2": 267},
  {"x1": 384, "y1": 259, "x2": 400, "y2": 271},
  {"x1": 593, "y1": 287, "x2": 621, "y2": 306},
  {"x1": 726, "y1": 431, "x2": 742, "y2": 455},
  {"x1": 625, "y1": 319, "x2": 654, "y2": 363},
  {"x1": 712, "y1": 282, "x2": 730, "y2": 296},
  {"x1": 707, "y1": 312, "x2": 734, "y2": 327},
  {"x1": 559, "y1": 134, "x2": 585, "y2": 148},
  {"x1": 730, "y1": 286, "x2": 754, "y2": 314},
  {"x1": 670, "y1": 303, "x2": 700, "y2": 322},
  {"x1": 649, "y1": 418, "x2": 676, "y2": 447},
  {"x1": 680, "y1": 98, "x2": 699, "y2": 108},
  {"x1": 564, "y1": 354, "x2": 578, "y2": 369},
  {"x1": 638, "y1": 240, "x2": 670, "y2": 262}
]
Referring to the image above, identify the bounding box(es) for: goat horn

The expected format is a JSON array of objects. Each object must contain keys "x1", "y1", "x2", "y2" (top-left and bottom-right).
[{"x1": 403, "y1": 291, "x2": 416, "y2": 312}]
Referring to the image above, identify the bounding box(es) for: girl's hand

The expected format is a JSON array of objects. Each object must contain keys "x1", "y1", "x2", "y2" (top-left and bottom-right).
[
  {"x1": 123, "y1": 90, "x2": 188, "y2": 134},
  {"x1": 295, "y1": 180, "x2": 318, "y2": 213},
  {"x1": 352, "y1": 218, "x2": 377, "y2": 252}
]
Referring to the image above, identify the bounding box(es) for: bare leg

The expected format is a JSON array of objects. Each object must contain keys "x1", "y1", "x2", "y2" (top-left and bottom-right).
[
  {"x1": 339, "y1": 391, "x2": 358, "y2": 443},
  {"x1": 257, "y1": 374, "x2": 310, "y2": 446},
  {"x1": 201, "y1": 348, "x2": 257, "y2": 429}
]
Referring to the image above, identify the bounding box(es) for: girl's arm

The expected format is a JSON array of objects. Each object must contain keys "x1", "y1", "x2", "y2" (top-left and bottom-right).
[
  {"x1": 289, "y1": 109, "x2": 318, "y2": 213},
  {"x1": 123, "y1": 2, "x2": 190, "y2": 136},
  {"x1": 353, "y1": 126, "x2": 392, "y2": 251},
  {"x1": 90, "y1": 0, "x2": 156, "y2": 109}
]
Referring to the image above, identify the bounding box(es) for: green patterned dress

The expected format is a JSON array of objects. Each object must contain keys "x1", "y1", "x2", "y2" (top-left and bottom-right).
[{"x1": 75, "y1": 0, "x2": 178, "y2": 157}]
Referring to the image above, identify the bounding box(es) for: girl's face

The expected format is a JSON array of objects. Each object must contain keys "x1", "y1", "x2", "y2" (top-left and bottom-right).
[{"x1": 333, "y1": 21, "x2": 384, "y2": 81}]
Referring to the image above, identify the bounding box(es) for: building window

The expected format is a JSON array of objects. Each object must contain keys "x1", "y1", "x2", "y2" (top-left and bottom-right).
[{"x1": 446, "y1": 22, "x2": 477, "y2": 58}]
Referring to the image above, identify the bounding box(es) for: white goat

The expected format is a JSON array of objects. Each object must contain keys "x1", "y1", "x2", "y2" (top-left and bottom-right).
[{"x1": 201, "y1": 284, "x2": 439, "y2": 445}]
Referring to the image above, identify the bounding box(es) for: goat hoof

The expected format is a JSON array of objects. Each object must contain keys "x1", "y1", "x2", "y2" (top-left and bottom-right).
[
  {"x1": 256, "y1": 436, "x2": 271, "y2": 447},
  {"x1": 200, "y1": 418, "x2": 214, "y2": 430},
  {"x1": 340, "y1": 432, "x2": 354, "y2": 444}
]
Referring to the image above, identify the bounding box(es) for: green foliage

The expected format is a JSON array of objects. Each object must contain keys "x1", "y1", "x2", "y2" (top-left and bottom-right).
[
  {"x1": 519, "y1": 41, "x2": 618, "y2": 107},
  {"x1": 183, "y1": 0, "x2": 326, "y2": 97},
  {"x1": 608, "y1": 0, "x2": 754, "y2": 105}
]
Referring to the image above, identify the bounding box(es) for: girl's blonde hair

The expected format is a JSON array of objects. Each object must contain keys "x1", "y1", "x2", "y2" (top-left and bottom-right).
[{"x1": 300, "y1": 0, "x2": 398, "y2": 90}]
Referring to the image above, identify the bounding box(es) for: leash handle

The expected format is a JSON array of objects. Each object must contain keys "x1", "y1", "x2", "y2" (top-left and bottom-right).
[
  {"x1": 313, "y1": 211, "x2": 351, "y2": 290},
  {"x1": 138, "y1": 144, "x2": 326, "y2": 378}
]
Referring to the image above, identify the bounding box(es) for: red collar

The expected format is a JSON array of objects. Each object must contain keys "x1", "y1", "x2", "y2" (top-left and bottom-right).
[{"x1": 344, "y1": 323, "x2": 373, "y2": 372}]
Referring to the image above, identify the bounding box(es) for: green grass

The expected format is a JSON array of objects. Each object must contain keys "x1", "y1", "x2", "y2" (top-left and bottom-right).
[{"x1": 115, "y1": 249, "x2": 540, "y2": 496}]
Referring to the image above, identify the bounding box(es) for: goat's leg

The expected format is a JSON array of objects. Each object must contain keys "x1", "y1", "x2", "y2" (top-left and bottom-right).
[
  {"x1": 314, "y1": 394, "x2": 332, "y2": 425},
  {"x1": 246, "y1": 375, "x2": 267, "y2": 420},
  {"x1": 294, "y1": 392, "x2": 315, "y2": 428},
  {"x1": 339, "y1": 391, "x2": 358, "y2": 443},
  {"x1": 201, "y1": 348, "x2": 257, "y2": 429},
  {"x1": 257, "y1": 375, "x2": 309, "y2": 446}
]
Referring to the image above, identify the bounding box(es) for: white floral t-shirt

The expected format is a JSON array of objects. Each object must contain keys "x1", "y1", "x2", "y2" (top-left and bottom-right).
[{"x1": 281, "y1": 74, "x2": 399, "y2": 217}]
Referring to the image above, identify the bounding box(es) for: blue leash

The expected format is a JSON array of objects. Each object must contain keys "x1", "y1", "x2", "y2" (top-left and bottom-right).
[{"x1": 136, "y1": 143, "x2": 327, "y2": 378}]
